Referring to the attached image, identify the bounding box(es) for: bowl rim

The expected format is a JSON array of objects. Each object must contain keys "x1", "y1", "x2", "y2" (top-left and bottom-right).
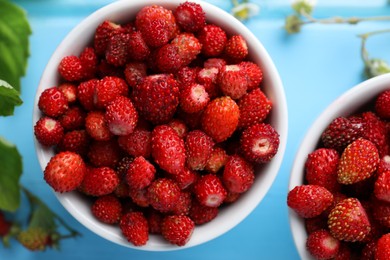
[
  {"x1": 33, "y1": 0, "x2": 288, "y2": 251},
  {"x1": 288, "y1": 73, "x2": 390, "y2": 259}
]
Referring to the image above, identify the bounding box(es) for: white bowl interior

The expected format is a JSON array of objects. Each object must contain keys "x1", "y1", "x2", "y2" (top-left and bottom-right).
[
  {"x1": 288, "y1": 73, "x2": 390, "y2": 259},
  {"x1": 33, "y1": 0, "x2": 288, "y2": 251}
]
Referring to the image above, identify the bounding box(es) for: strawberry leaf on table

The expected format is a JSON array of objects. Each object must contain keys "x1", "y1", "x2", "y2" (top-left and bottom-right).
[{"x1": 0, "y1": 80, "x2": 23, "y2": 116}]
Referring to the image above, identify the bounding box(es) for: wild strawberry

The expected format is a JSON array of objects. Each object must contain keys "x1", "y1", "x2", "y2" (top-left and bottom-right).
[
  {"x1": 146, "y1": 178, "x2": 181, "y2": 212},
  {"x1": 238, "y1": 88, "x2": 272, "y2": 129},
  {"x1": 105, "y1": 33, "x2": 130, "y2": 67},
  {"x1": 97, "y1": 59, "x2": 124, "y2": 78},
  {"x1": 171, "y1": 33, "x2": 202, "y2": 66},
  {"x1": 337, "y1": 138, "x2": 379, "y2": 184},
  {"x1": 91, "y1": 195, "x2": 122, "y2": 224},
  {"x1": 44, "y1": 151, "x2": 86, "y2": 192},
  {"x1": 361, "y1": 112, "x2": 388, "y2": 157},
  {"x1": 193, "y1": 174, "x2": 227, "y2": 207},
  {"x1": 304, "y1": 216, "x2": 328, "y2": 234},
  {"x1": 198, "y1": 24, "x2": 227, "y2": 57},
  {"x1": 169, "y1": 167, "x2": 198, "y2": 190},
  {"x1": 58, "y1": 130, "x2": 90, "y2": 156},
  {"x1": 85, "y1": 111, "x2": 112, "y2": 141},
  {"x1": 378, "y1": 155, "x2": 390, "y2": 175},
  {"x1": 17, "y1": 227, "x2": 49, "y2": 251},
  {"x1": 82, "y1": 166, "x2": 120, "y2": 196},
  {"x1": 204, "y1": 58, "x2": 227, "y2": 70},
  {"x1": 94, "y1": 20, "x2": 124, "y2": 56},
  {"x1": 376, "y1": 233, "x2": 390, "y2": 260},
  {"x1": 118, "y1": 128, "x2": 152, "y2": 158},
  {"x1": 239, "y1": 61, "x2": 263, "y2": 91},
  {"x1": 185, "y1": 130, "x2": 214, "y2": 171},
  {"x1": 240, "y1": 123, "x2": 280, "y2": 163},
  {"x1": 94, "y1": 76, "x2": 129, "y2": 109},
  {"x1": 115, "y1": 156, "x2": 134, "y2": 179},
  {"x1": 174, "y1": 1, "x2": 205, "y2": 32},
  {"x1": 167, "y1": 119, "x2": 188, "y2": 139},
  {"x1": 172, "y1": 191, "x2": 192, "y2": 215},
  {"x1": 224, "y1": 35, "x2": 248, "y2": 62},
  {"x1": 218, "y1": 65, "x2": 248, "y2": 100},
  {"x1": 58, "y1": 106, "x2": 86, "y2": 131},
  {"x1": 151, "y1": 125, "x2": 186, "y2": 175},
  {"x1": 147, "y1": 209, "x2": 163, "y2": 234},
  {"x1": 189, "y1": 199, "x2": 218, "y2": 225},
  {"x1": 197, "y1": 67, "x2": 220, "y2": 98},
  {"x1": 222, "y1": 155, "x2": 254, "y2": 193},
  {"x1": 105, "y1": 96, "x2": 138, "y2": 136},
  {"x1": 128, "y1": 187, "x2": 149, "y2": 207},
  {"x1": 375, "y1": 170, "x2": 390, "y2": 203},
  {"x1": 0, "y1": 211, "x2": 11, "y2": 237},
  {"x1": 322, "y1": 191, "x2": 349, "y2": 217},
  {"x1": 372, "y1": 197, "x2": 390, "y2": 228},
  {"x1": 201, "y1": 96, "x2": 240, "y2": 143},
  {"x1": 124, "y1": 62, "x2": 147, "y2": 88},
  {"x1": 135, "y1": 5, "x2": 178, "y2": 48},
  {"x1": 179, "y1": 83, "x2": 210, "y2": 114},
  {"x1": 79, "y1": 47, "x2": 98, "y2": 79},
  {"x1": 126, "y1": 156, "x2": 156, "y2": 190},
  {"x1": 127, "y1": 31, "x2": 150, "y2": 61},
  {"x1": 306, "y1": 229, "x2": 340, "y2": 260},
  {"x1": 87, "y1": 140, "x2": 123, "y2": 168},
  {"x1": 155, "y1": 44, "x2": 183, "y2": 73},
  {"x1": 120, "y1": 212, "x2": 148, "y2": 246},
  {"x1": 132, "y1": 74, "x2": 180, "y2": 124},
  {"x1": 38, "y1": 87, "x2": 68, "y2": 117},
  {"x1": 175, "y1": 66, "x2": 200, "y2": 87},
  {"x1": 34, "y1": 117, "x2": 64, "y2": 147},
  {"x1": 287, "y1": 185, "x2": 333, "y2": 218},
  {"x1": 58, "y1": 55, "x2": 85, "y2": 82},
  {"x1": 328, "y1": 198, "x2": 371, "y2": 242},
  {"x1": 57, "y1": 83, "x2": 77, "y2": 103},
  {"x1": 161, "y1": 215, "x2": 194, "y2": 246},
  {"x1": 176, "y1": 108, "x2": 203, "y2": 130},
  {"x1": 362, "y1": 240, "x2": 378, "y2": 260},
  {"x1": 205, "y1": 147, "x2": 228, "y2": 174},
  {"x1": 321, "y1": 116, "x2": 364, "y2": 152},
  {"x1": 375, "y1": 89, "x2": 390, "y2": 119},
  {"x1": 305, "y1": 148, "x2": 341, "y2": 193},
  {"x1": 77, "y1": 79, "x2": 98, "y2": 111}
]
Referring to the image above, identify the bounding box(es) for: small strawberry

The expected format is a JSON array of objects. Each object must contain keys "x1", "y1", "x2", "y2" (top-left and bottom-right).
[
  {"x1": 304, "y1": 216, "x2": 328, "y2": 234},
  {"x1": 105, "y1": 33, "x2": 130, "y2": 67},
  {"x1": 57, "y1": 83, "x2": 77, "y2": 103},
  {"x1": 197, "y1": 67, "x2": 220, "y2": 98},
  {"x1": 189, "y1": 199, "x2": 218, "y2": 225},
  {"x1": 224, "y1": 35, "x2": 248, "y2": 62},
  {"x1": 171, "y1": 33, "x2": 202, "y2": 66},
  {"x1": 240, "y1": 123, "x2": 280, "y2": 163},
  {"x1": 287, "y1": 185, "x2": 333, "y2": 218},
  {"x1": 185, "y1": 130, "x2": 214, "y2": 171},
  {"x1": 105, "y1": 96, "x2": 138, "y2": 136},
  {"x1": 57, "y1": 129, "x2": 90, "y2": 156},
  {"x1": 167, "y1": 119, "x2": 188, "y2": 139},
  {"x1": 161, "y1": 215, "x2": 194, "y2": 246},
  {"x1": 378, "y1": 155, "x2": 390, "y2": 175},
  {"x1": 237, "y1": 88, "x2": 272, "y2": 129},
  {"x1": 91, "y1": 195, "x2": 122, "y2": 224},
  {"x1": 201, "y1": 96, "x2": 240, "y2": 143},
  {"x1": 126, "y1": 156, "x2": 156, "y2": 190},
  {"x1": 305, "y1": 148, "x2": 341, "y2": 193},
  {"x1": 362, "y1": 240, "x2": 378, "y2": 260},
  {"x1": 217, "y1": 64, "x2": 248, "y2": 100},
  {"x1": 222, "y1": 155, "x2": 254, "y2": 194},
  {"x1": 85, "y1": 111, "x2": 112, "y2": 141},
  {"x1": 58, "y1": 55, "x2": 85, "y2": 82},
  {"x1": 44, "y1": 151, "x2": 86, "y2": 192},
  {"x1": 172, "y1": 191, "x2": 192, "y2": 216},
  {"x1": 374, "y1": 170, "x2": 390, "y2": 203},
  {"x1": 151, "y1": 125, "x2": 186, "y2": 175},
  {"x1": 337, "y1": 138, "x2": 379, "y2": 185},
  {"x1": 58, "y1": 106, "x2": 86, "y2": 131},
  {"x1": 128, "y1": 187, "x2": 149, "y2": 208},
  {"x1": 38, "y1": 87, "x2": 68, "y2": 117},
  {"x1": 0, "y1": 211, "x2": 11, "y2": 237},
  {"x1": 155, "y1": 44, "x2": 183, "y2": 73},
  {"x1": 376, "y1": 233, "x2": 390, "y2": 260},
  {"x1": 193, "y1": 174, "x2": 227, "y2": 208},
  {"x1": 17, "y1": 227, "x2": 49, "y2": 251},
  {"x1": 34, "y1": 117, "x2": 64, "y2": 147},
  {"x1": 306, "y1": 229, "x2": 340, "y2": 260},
  {"x1": 118, "y1": 128, "x2": 152, "y2": 158},
  {"x1": 204, "y1": 58, "x2": 226, "y2": 70},
  {"x1": 169, "y1": 167, "x2": 198, "y2": 190},
  {"x1": 176, "y1": 108, "x2": 203, "y2": 130},
  {"x1": 205, "y1": 147, "x2": 228, "y2": 174},
  {"x1": 146, "y1": 178, "x2": 181, "y2": 212},
  {"x1": 224, "y1": 191, "x2": 241, "y2": 203},
  {"x1": 198, "y1": 24, "x2": 227, "y2": 57},
  {"x1": 82, "y1": 166, "x2": 120, "y2": 196},
  {"x1": 375, "y1": 89, "x2": 390, "y2": 119},
  {"x1": 361, "y1": 112, "x2": 388, "y2": 157},
  {"x1": 115, "y1": 156, "x2": 134, "y2": 179},
  {"x1": 124, "y1": 62, "x2": 147, "y2": 88},
  {"x1": 77, "y1": 79, "x2": 98, "y2": 111},
  {"x1": 175, "y1": 66, "x2": 200, "y2": 87},
  {"x1": 97, "y1": 59, "x2": 124, "y2": 78},
  {"x1": 179, "y1": 83, "x2": 210, "y2": 114},
  {"x1": 127, "y1": 31, "x2": 150, "y2": 61},
  {"x1": 119, "y1": 212, "x2": 148, "y2": 246},
  {"x1": 328, "y1": 198, "x2": 371, "y2": 242},
  {"x1": 79, "y1": 47, "x2": 98, "y2": 79},
  {"x1": 94, "y1": 76, "x2": 129, "y2": 109},
  {"x1": 174, "y1": 1, "x2": 205, "y2": 32},
  {"x1": 94, "y1": 20, "x2": 124, "y2": 56},
  {"x1": 87, "y1": 140, "x2": 123, "y2": 168},
  {"x1": 372, "y1": 197, "x2": 390, "y2": 228},
  {"x1": 239, "y1": 61, "x2": 263, "y2": 91}
]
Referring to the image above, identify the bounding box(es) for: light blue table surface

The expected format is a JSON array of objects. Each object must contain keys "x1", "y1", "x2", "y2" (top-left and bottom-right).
[{"x1": 1, "y1": 0, "x2": 390, "y2": 259}]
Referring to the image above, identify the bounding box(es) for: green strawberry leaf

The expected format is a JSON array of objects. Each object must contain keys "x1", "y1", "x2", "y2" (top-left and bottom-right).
[
  {"x1": 0, "y1": 80, "x2": 23, "y2": 116},
  {"x1": 0, "y1": 138, "x2": 22, "y2": 212}
]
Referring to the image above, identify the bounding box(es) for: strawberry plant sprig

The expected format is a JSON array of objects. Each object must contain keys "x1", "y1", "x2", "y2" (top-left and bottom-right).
[
  {"x1": 230, "y1": 0, "x2": 260, "y2": 21},
  {"x1": 0, "y1": 0, "x2": 79, "y2": 251}
]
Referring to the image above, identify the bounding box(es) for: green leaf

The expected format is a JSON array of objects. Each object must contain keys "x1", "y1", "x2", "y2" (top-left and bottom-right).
[
  {"x1": 0, "y1": 138, "x2": 22, "y2": 212},
  {"x1": 0, "y1": 80, "x2": 23, "y2": 116},
  {"x1": 28, "y1": 200, "x2": 58, "y2": 232},
  {"x1": 0, "y1": 0, "x2": 32, "y2": 92}
]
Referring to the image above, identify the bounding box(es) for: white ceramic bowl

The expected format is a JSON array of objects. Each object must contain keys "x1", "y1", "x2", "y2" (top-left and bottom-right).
[
  {"x1": 33, "y1": 0, "x2": 288, "y2": 251},
  {"x1": 288, "y1": 73, "x2": 390, "y2": 259}
]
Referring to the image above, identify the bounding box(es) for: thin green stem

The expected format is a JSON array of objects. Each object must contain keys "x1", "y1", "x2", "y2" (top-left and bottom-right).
[{"x1": 299, "y1": 12, "x2": 390, "y2": 26}]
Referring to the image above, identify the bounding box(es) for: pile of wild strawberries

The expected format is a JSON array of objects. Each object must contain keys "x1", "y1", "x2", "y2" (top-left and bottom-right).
[
  {"x1": 288, "y1": 89, "x2": 390, "y2": 259},
  {"x1": 34, "y1": 2, "x2": 280, "y2": 246}
]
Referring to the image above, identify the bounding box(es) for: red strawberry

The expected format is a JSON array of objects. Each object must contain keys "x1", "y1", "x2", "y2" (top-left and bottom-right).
[
  {"x1": 172, "y1": 191, "x2": 192, "y2": 216},
  {"x1": 375, "y1": 170, "x2": 390, "y2": 203},
  {"x1": 57, "y1": 83, "x2": 77, "y2": 103},
  {"x1": 204, "y1": 58, "x2": 227, "y2": 70},
  {"x1": 105, "y1": 33, "x2": 130, "y2": 67},
  {"x1": 17, "y1": 227, "x2": 49, "y2": 251},
  {"x1": 161, "y1": 215, "x2": 194, "y2": 246},
  {"x1": 193, "y1": 174, "x2": 227, "y2": 207},
  {"x1": 189, "y1": 199, "x2": 218, "y2": 225},
  {"x1": 224, "y1": 35, "x2": 248, "y2": 62},
  {"x1": 135, "y1": 5, "x2": 178, "y2": 48},
  {"x1": 126, "y1": 156, "x2": 156, "y2": 190},
  {"x1": 94, "y1": 20, "x2": 124, "y2": 56},
  {"x1": 118, "y1": 128, "x2": 152, "y2": 158},
  {"x1": 38, "y1": 87, "x2": 68, "y2": 117},
  {"x1": 337, "y1": 138, "x2": 379, "y2": 184},
  {"x1": 222, "y1": 155, "x2": 254, "y2": 193},
  {"x1": 44, "y1": 151, "x2": 86, "y2": 192},
  {"x1": 362, "y1": 240, "x2": 377, "y2": 260},
  {"x1": 85, "y1": 111, "x2": 112, "y2": 141},
  {"x1": 306, "y1": 229, "x2": 340, "y2": 260},
  {"x1": 87, "y1": 140, "x2": 123, "y2": 168},
  {"x1": 147, "y1": 209, "x2": 163, "y2": 234},
  {"x1": 287, "y1": 185, "x2": 333, "y2": 218},
  {"x1": 176, "y1": 108, "x2": 203, "y2": 130},
  {"x1": 92, "y1": 195, "x2": 122, "y2": 224},
  {"x1": 97, "y1": 59, "x2": 124, "y2": 78},
  {"x1": 305, "y1": 148, "x2": 341, "y2": 193},
  {"x1": 167, "y1": 119, "x2": 188, "y2": 139},
  {"x1": 105, "y1": 96, "x2": 138, "y2": 136},
  {"x1": 180, "y1": 83, "x2": 210, "y2": 113},
  {"x1": 174, "y1": 1, "x2": 205, "y2": 32},
  {"x1": 375, "y1": 89, "x2": 390, "y2": 119},
  {"x1": 328, "y1": 198, "x2": 371, "y2": 242},
  {"x1": 124, "y1": 62, "x2": 147, "y2": 88},
  {"x1": 205, "y1": 147, "x2": 228, "y2": 174},
  {"x1": 378, "y1": 155, "x2": 390, "y2": 175},
  {"x1": 175, "y1": 66, "x2": 200, "y2": 87},
  {"x1": 127, "y1": 31, "x2": 150, "y2": 61},
  {"x1": 119, "y1": 212, "x2": 149, "y2": 246},
  {"x1": 128, "y1": 187, "x2": 149, "y2": 208},
  {"x1": 201, "y1": 96, "x2": 240, "y2": 143},
  {"x1": 238, "y1": 88, "x2": 272, "y2": 129},
  {"x1": 239, "y1": 61, "x2": 263, "y2": 91},
  {"x1": 151, "y1": 125, "x2": 186, "y2": 175},
  {"x1": 376, "y1": 233, "x2": 390, "y2": 260},
  {"x1": 58, "y1": 55, "x2": 85, "y2": 82},
  {"x1": 34, "y1": 117, "x2": 64, "y2": 146},
  {"x1": 58, "y1": 130, "x2": 90, "y2": 156},
  {"x1": 132, "y1": 74, "x2": 180, "y2": 124},
  {"x1": 115, "y1": 156, "x2": 134, "y2": 179},
  {"x1": 198, "y1": 24, "x2": 227, "y2": 57},
  {"x1": 169, "y1": 167, "x2": 198, "y2": 190},
  {"x1": 77, "y1": 79, "x2": 98, "y2": 111},
  {"x1": 146, "y1": 178, "x2": 181, "y2": 212},
  {"x1": 185, "y1": 130, "x2": 214, "y2": 171},
  {"x1": 171, "y1": 33, "x2": 202, "y2": 66},
  {"x1": 304, "y1": 216, "x2": 328, "y2": 234},
  {"x1": 372, "y1": 197, "x2": 390, "y2": 228},
  {"x1": 0, "y1": 211, "x2": 11, "y2": 237},
  {"x1": 82, "y1": 166, "x2": 120, "y2": 196},
  {"x1": 79, "y1": 47, "x2": 98, "y2": 79},
  {"x1": 197, "y1": 67, "x2": 220, "y2": 98},
  {"x1": 217, "y1": 64, "x2": 248, "y2": 100},
  {"x1": 58, "y1": 106, "x2": 86, "y2": 131},
  {"x1": 361, "y1": 112, "x2": 388, "y2": 157},
  {"x1": 240, "y1": 123, "x2": 280, "y2": 163},
  {"x1": 155, "y1": 44, "x2": 183, "y2": 73},
  {"x1": 94, "y1": 76, "x2": 129, "y2": 109}
]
